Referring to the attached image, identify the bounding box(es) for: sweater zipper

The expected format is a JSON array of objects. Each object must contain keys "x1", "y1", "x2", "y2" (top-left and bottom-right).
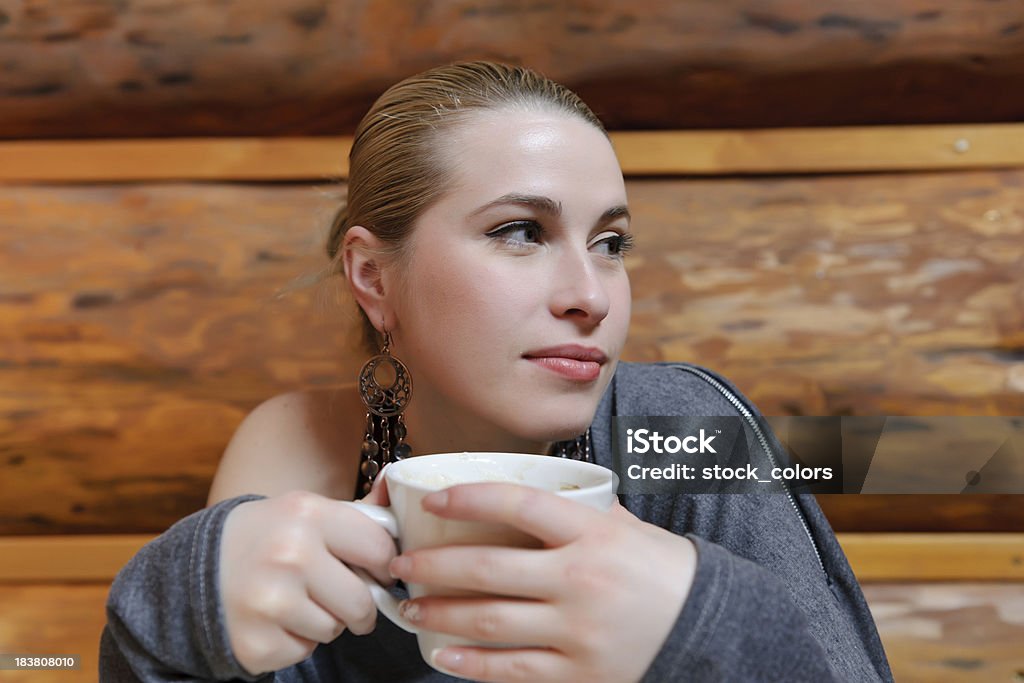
[{"x1": 675, "y1": 365, "x2": 829, "y2": 579}]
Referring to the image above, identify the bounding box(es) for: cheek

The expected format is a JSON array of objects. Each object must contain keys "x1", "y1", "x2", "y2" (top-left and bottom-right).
[
  {"x1": 404, "y1": 256, "x2": 524, "y2": 342},
  {"x1": 617, "y1": 276, "x2": 632, "y2": 319},
  {"x1": 608, "y1": 275, "x2": 633, "y2": 343}
]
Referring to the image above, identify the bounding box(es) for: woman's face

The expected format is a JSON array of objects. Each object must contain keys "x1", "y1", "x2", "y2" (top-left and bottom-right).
[{"x1": 390, "y1": 108, "x2": 632, "y2": 444}]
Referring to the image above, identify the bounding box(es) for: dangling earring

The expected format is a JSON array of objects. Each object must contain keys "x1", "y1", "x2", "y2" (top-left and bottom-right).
[{"x1": 356, "y1": 329, "x2": 412, "y2": 496}]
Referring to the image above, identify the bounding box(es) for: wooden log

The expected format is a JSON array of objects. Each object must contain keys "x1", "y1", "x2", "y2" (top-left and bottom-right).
[
  {"x1": 2, "y1": 1, "x2": 1024, "y2": 138},
  {"x1": 622, "y1": 171, "x2": 1024, "y2": 417},
  {"x1": 0, "y1": 183, "x2": 359, "y2": 533},
  {"x1": 1, "y1": 170, "x2": 1022, "y2": 534}
]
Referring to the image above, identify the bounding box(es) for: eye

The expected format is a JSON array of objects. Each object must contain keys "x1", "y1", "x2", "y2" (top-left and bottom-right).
[
  {"x1": 591, "y1": 231, "x2": 635, "y2": 258},
  {"x1": 486, "y1": 220, "x2": 544, "y2": 248}
]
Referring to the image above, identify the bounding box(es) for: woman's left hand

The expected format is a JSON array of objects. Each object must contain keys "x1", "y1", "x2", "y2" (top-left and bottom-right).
[{"x1": 387, "y1": 483, "x2": 697, "y2": 683}]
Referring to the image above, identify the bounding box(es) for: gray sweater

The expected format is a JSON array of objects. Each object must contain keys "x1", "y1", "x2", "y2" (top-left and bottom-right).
[{"x1": 101, "y1": 362, "x2": 893, "y2": 682}]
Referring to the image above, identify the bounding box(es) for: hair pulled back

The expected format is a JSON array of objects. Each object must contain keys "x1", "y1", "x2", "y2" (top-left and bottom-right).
[{"x1": 327, "y1": 61, "x2": 607, "y2": 351}]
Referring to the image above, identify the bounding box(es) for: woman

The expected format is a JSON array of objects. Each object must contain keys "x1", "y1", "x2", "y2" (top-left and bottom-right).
[{"x1": 101, "y1": 62, "x2": 893, "y2": 682}]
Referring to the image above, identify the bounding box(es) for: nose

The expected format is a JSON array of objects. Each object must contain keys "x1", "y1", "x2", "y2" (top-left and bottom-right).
[{"x1": 548, "y1": 247, "x2": 611, "y2": 326}]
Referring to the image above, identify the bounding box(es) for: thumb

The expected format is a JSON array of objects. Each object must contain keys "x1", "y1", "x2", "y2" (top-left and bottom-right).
[{"x1": 358, "y1": 463, "x2": 391, "y2": 506}]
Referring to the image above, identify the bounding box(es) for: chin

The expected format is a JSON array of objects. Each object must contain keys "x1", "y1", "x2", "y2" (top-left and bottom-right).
[{"x1": 508, "y1": 402, "x2": 599, "y2": 443}]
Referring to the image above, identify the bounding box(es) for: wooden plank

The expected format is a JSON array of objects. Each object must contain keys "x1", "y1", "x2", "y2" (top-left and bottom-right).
[
  {"x1": 0, "y1": 581, "x2": 1020, "y2": 682},
  {"x1": 5, "y1": 125, "x2": 1024, "y2": 182},
  {"x1": 818, "y1": 495, "x2": 1024, "y2": 533},
  {"x1": 613, "y1": 125, "x2": 1024, "y2": 175},
  {"x1": 842, "y1": 534, "x2": 1024, "y2": 582},
  {"x1": 2, "y1": 1, "x2": 1024, "y2": 138},
  {"x1": 1, "y1": 533, "x2": 1022, "y2": 583},
  {"x1": 0, "y1": 584, "x2": 108, "y2": 683},
  {"x1": 0, "y1": 535, "x2": 149, "y2": 582},
  {"x1": 0, "y1": 137, "x2": 350, "y2": 183}
]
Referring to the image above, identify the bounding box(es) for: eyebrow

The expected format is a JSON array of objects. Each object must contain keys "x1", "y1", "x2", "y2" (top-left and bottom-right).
[{"x1": 470, "y1": 193, "x2": 631, "y2": 224}]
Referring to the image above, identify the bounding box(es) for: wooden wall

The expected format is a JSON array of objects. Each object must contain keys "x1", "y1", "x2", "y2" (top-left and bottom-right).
[
  {"x1": 0, "y1": 1, "x2": 1021, "y2": 537},
  {"x1": 2, "y1": 161, "x2": 1022, "y2": 534},
  {"x1": 2, "y1": 5, "x2": 1023, "y2": 681},
  {"x1": 2, "y1": 1, "x2": 1024, "y2": 138}
]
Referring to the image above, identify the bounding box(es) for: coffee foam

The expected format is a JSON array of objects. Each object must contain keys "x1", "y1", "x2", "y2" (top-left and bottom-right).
[
  {"x1": 404, "y1": 468, "x2": 522, "y2": 488},
  {"x1": 395, "y1": 453, "x2": 600, "y2": 492}
]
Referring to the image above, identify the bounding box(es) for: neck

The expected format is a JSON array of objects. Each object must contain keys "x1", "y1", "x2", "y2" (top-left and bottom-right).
[{"x1": 400, "y1": 385, "x2": 553, "y2": 457}]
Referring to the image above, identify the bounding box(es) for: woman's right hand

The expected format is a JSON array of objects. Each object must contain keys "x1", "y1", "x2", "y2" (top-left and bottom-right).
[{"x1": 218, "y1": 477, "x2": 396, "y2": 676}]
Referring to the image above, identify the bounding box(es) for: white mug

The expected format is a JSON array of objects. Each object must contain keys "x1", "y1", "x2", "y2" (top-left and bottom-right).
[{"x1": 343, "y1": 452, "x2": 616, "y2": 672}]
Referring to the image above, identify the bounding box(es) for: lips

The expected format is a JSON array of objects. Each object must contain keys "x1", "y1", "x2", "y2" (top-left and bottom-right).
[{"x1": 522, "y1": 345, "x2": 608, "y2": 381}]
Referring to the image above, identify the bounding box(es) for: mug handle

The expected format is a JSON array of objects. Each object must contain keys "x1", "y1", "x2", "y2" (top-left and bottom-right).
[{"x1": 341, "y1": 501, "x2": 419, "y2": 634}]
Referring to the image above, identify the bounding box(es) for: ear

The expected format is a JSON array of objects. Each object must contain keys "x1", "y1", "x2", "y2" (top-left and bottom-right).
[{"x1": 342, "y1": 225, "x2": 396, "y2": 334}]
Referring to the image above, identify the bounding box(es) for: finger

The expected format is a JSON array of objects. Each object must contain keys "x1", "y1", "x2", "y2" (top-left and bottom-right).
[
  {"x1": 319, "y1": 501, "x2": 398, "y2": 585},
  {"x1": 305, "y1": 549, "x2": 380, "y2": 635},
  {"x1": 280, "y1": 605, "x2": 344, "y2": 645},
  {"x1": 430, "y1": 645, "x2": 572, "y2": 683},
  {"x1": 254, "y1": 587, "x2": 343, "y2": 645},
  {"x1": 399, "y1": 596, "x2": 565, "y2": 647},
  {"x1": 231, "y1": 625, "x2": 318, "y2": 676},
  {"x1": 422, "y1": 483, "x2": 599, "y2": 547},
  {"x1": 390, "y1": 545, "x2": 556, "y2": 599}
]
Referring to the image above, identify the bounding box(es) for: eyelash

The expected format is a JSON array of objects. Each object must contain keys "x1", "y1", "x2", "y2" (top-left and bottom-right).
[
  {"x1": 487, "y1": 221, "x2": 542, "y2": 249},
  {"x1": 486, "y1": 220, "x2": 636, "y2": 257}
]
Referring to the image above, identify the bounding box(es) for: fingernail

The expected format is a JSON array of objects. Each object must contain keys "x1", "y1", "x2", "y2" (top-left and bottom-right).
[
  {"x1": 430, "y1": 648, "x2": 464, "y2": 673},
  {"x1": 398, "y1": 599, "x2": 421, "y2": 622},
  {"x1": 389, "y1": 556, "x2": 411, "y2": 579},
  {"x1": 423, "y1": 490, "x2": 448, "y2": 509}
]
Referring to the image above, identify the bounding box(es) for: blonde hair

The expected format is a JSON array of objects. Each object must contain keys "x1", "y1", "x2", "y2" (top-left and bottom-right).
[{"x1": 327, "y1": 61, "x2": 607, "y2": 351}]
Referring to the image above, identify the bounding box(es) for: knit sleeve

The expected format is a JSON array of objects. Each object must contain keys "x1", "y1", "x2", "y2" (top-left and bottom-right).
[
  {"x1": 100, "y1": 494, "x2": 274, "y2": 682},
  {"x1": 641, "y1": 534, "x2": 840, "y2": 682}
]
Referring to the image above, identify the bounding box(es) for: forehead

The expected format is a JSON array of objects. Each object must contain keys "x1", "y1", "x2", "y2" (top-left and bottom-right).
[{"x1": 434, "y1": 109, "x2": 626, "y2": 212}]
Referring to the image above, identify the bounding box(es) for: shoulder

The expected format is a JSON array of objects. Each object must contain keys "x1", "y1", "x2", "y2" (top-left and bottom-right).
[
  {"x1": 207, "y1": 386, "x2": 364, "y2": 505},
  {"x1": 612, "y1": 361, "x2": 762, "y2": 418}
]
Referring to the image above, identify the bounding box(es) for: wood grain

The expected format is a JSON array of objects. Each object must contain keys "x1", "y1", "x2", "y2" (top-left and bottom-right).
[
  {"x1": 622, "y1": 172, "x2": 1024, "y2": 417},
  {"x1": 818, "y1": 495, "x2": 1024, "y2": 533},
  {"x1": 4, "y1": 533, "x2": 1022, "y2": 583},
  {"x1": 614, "y1": 125, "x2": 1024, "y2": 176},
  {"x1": 6, "y1": 126, "x2": 1024, "y2": 183},
  {"x1": 0, "y1": 581, "x2": 1020, "y2": 683},
  {"x1": 840, "y1": 534, "x2": 1024, "y2": 581},
  {"x1": 862, "y1": 582, "x2": 1024, "y2": 683},
  {"x1": 0, "y1": 137, "x2": 351, "y2": 183},
  {"x1": 0, "y1": 183, "x2": 359, "y2": 534},
  {"x1": 0, "y1": 584, "x2": 107, "y2": 683},
  {"x1": 2, "y1": 1, "x2": 1024, "y2": 138},
  {"x1": 1, "y1": 170, "x2": 1022, "y2": 534},
  {"x1": 0, "y1": 535, "x2": 153, "y2": 582}
]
